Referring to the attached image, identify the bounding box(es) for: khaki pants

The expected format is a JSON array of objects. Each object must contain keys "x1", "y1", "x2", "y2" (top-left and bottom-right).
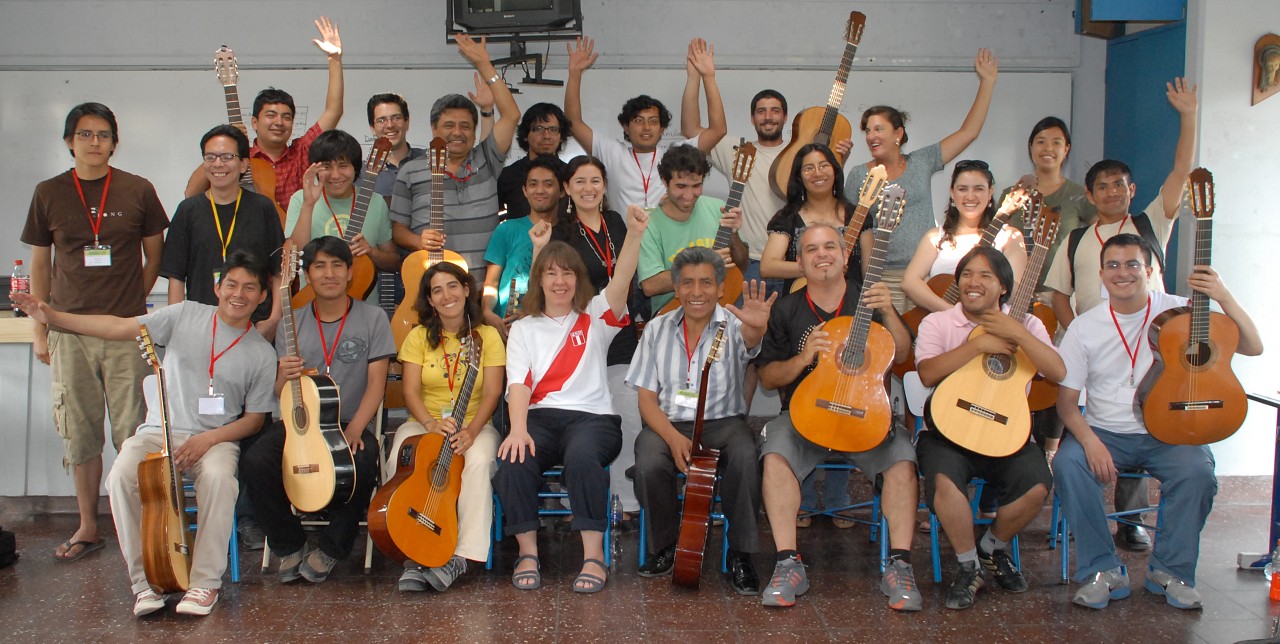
[
  {"x1": 879, "y1": 267, "x2": 913, "y2": 315},
  {"x1": 49, "y1": 330, "x2": 148, "y2": 466},
  {"x1": 106, "y1": 432, "x2": 240, "y2": 594}
]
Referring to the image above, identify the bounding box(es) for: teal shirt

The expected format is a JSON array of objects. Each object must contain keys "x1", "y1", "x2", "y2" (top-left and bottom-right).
[
  {"x1": 638, "y1": 196, "x2": 726, "y2": 312},
  {"x1": 483, "y1": 216, "x2": 534, "y2": 316}
]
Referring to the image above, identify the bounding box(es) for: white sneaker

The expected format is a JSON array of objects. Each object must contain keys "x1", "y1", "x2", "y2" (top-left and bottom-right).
[
  {"x1": 133, "y1": 589, "x2": 165, "y2": 617},
  {"x1": 175, "y1": 587, "x2": 219, "y2": 616},
  {"x1": 1144, "y1": 568, "x2": 1203, "y2": 609}
]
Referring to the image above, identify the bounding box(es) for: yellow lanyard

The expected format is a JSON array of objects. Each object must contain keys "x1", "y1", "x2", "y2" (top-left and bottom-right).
[{"x1": 207, "y1": 189, "x2": 243, "y2": 261}]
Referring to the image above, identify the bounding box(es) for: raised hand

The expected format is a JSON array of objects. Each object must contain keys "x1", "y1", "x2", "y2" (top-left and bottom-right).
[
  {"x1": 469, "y1": 71, "x2": 496, "y2": 112},
  {"x1": 528, "y1": 220, "x2": 552, "y2": 249},
  {"x1": 1166, "y1": 77, "x2": 1199, "y2": 114},
  {"x1": 312, "y1": 16, "x2": 342, "y2": 59},
  {"x1": 626, "y1": 203, "x2": 649, "y2": 233},
  {"x1": 566, "y1": 36, "x2": 599, "y2": 74},
  {"x1": 727, "y1": 279, "x2": 778, "y2": 329},
  {"x1": 455, "y1": 33, "x2": 492, "y2": 68},
  {"x1": 301, "y1": 163, "x2": 324, "y2": 205},
  {"x1": 687, "y1": 38, "x2": 716, "y2": 77},
  {"x1": 974, "y1": 47, "x2": 998, "y2": 83}
]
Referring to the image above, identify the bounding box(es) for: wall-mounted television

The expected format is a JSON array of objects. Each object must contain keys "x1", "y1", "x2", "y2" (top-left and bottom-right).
[{"x1": 451, "y1": 0, "x2": 581, "y2": 34}]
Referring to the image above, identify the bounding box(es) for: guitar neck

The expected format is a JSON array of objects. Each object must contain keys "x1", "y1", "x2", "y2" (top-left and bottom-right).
[
  {"x1": 689, "y1": 322, "x2": 726, "y2": 455},
  {"x1": 280, "y1": 286, "x2": 305, "y2": 404},
  {"x1": 344, "y1": 173, "x2": 380, "y2": 243},
  {"x1": 428, "y1": 171, "x2": 445, "y2": 263},
  {"x1": 847, "y1": 227, "x2": 892, "y2": 355},
  {"x1": 939, "y1": 212, "x2": 1013, "y2": 305},
  {"x1": 1008, "y1": 241, "x2": 1050, "y2": 319},
  {"x1": 1190, "y1": 216, "x2": 1212, "y2": 343},
  {"x1": 222, "y1": 85, "x2": 256, "y2": 192},
  {"x1": 377, "y1": 271, "x2": 397, "y2": 319},
  {"x1": 842, "y1": 203, "x2": 871, "y2": 262},
  {"x1": 712, "y1": 182, "x2": 746, "y2": 251}
]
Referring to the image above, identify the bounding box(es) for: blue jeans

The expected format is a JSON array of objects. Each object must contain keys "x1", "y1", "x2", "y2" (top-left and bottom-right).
[
  {"x1": 1053, "y1": 428, "x2": 1217, "y2": 584},
  {"x1": 738, "y1": 259, "x2": 785, "y2": 307},
  {"x1": 800, "y1": 467, "x2": 852, "y2": 511}
]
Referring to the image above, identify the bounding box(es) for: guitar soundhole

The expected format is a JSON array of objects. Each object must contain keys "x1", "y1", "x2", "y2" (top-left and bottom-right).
[
  {"x1": 838, "y1": 343, "x2": 865, "y2": 371},
  {"x1": 1184, "y1": 341, "x2": 1213, "y2": 368},
  {"x1": 292, "y1": 406, "x2": 309, "y2": 432},
  {"x1": 983, "y1": 353, "x2": 1013, "y2": 380}
]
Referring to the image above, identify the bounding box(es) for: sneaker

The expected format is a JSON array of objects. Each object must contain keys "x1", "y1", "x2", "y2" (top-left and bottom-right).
[
  {"x1": 237, "y1": 519, "x2": 266, "y2": 551},
  {"x1": 1072, "y1": 566, "x2": 1130, "y2": 609},
  {"x1": 398, "y1": 565, "x2": 428, "y2": 592},
  {"x1": 425, "y1": 556, "x2": 467, "y2": 591},
  {"x1": 880, "y1": 559, "x2": 923, "y2": 612},
  {"x1": 761, "y1": 556, "x2": 808, "y2": 607},
  {"x1": 944, "y1": 560, "x2": 985, "y2": 610},
  {"x1": 174, "y1": 587, "x2": 219, "y2": 616},
  {"x1": 979, "y1": 546, "x2": 1028, "y2": 593},
  {"x1": 277, "y1": 545, "x2": 308, "y2": 584},
  {"x1": 1144, "y1": 568, "x2": 1203, "y2": 610},
  {"x1": 132, "y1": 589, "x2": 165, "y2": 617},
  {"x1": 299, "y1": 548, "x2": 338, "y2": 583}
]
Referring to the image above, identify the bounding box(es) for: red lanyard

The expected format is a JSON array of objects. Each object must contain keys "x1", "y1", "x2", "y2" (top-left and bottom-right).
[
  {"x1": 1094, "y1": 214, "x2": 1129, "y2": 247},
  {"x1": 1108, "y1": 295, "x2": 1150, "y2": 386},
  {"x1": 631, "y1": 149, "x2": 657, "y2": 206},
  {"x1": 580, "y1": 218, "x2": 614, "y2": 277},
  {"x1": 440, "y1": 336, "x2": 464, "y2": 392},
  {"x1": 445, "y1": 161, "x2": 474, "y2": 183},
  {"x1": 208, "y1": 312, "x2": 251, "y2": 394},
  {"x1": 805, "y1": 291, "x2": 844, "y2": 322},
  {"x1": 313, "y1": 298, "x2": 352, "y2": 375},
  {"x1": 322, "y1": 191, "x2": 347, "y2": 238},
  {"x1": 72, "y1": 168, "x2": 113, "y2": 245}
]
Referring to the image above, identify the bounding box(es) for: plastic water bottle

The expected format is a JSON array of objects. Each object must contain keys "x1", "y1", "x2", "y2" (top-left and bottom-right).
[
  {"x1": 10, "y1": 260, "x2": 29, "y2": 318},
  {"x1": 609, "y1": 493, "x2": 623, "y2": 571},
  {"x1": 1267, "y1": 539, "x2": 1280, "y2": 584}
]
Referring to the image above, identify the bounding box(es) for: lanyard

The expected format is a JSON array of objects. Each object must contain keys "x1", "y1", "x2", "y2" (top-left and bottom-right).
[
  {"x1": 579, "y1": 217, "x2": 614, "y2": 277},
  {"x1": 208, "y1": 312, "x2": 251, "y2": 395},
  {"x1": 72, "y1": 168, "x2": 113, "y2": 246},
  {"x1": 207, "y1": 189, "x2": 243, "y2": 261},
  {"x1": 631, "y1": 149, "x2": 657, "y2": 207},
  {"x1": 313, "y1": 298, "x2": 352, "y2": 375},
  {"x1": 441, "y1": 343, "x2": 464, "y2": 393},
  {"x1": 1108, "y1": 295, "x2": 1150, "y2": 386},
  {"x1": 445, "y1": 161, "x2": 475, "y2": 183},
  {"x1": 1094, "y1": 214, "x2": 1130, "y2": 247},
  {"x1": 805, "y1": 291, "x2": 844, "y2": 322},
  {"x1": 322, "y1": 191, "x2": 348, "y2": 238}
]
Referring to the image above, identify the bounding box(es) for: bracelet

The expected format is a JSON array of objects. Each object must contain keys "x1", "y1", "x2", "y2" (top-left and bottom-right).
[
  {"x1": 484, "y1": 73, "x2": 500, "y2": 86},
  {"x1": 479, "y1": 110, "x2": 494, "y2": 117}
]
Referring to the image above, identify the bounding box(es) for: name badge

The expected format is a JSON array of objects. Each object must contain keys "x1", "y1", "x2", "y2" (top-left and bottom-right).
[
  {"x1": 1116, "y1": 384, "x2": 1137, "y2": 401},
  {"x1": 199, "y1": 394, "x2": 226, "y2": 416},
  {"x1": 441, "y1": 404, "x2": 454, "y2": 419},
  {"x1": 674, "y1": 389, "x2": 699, "y2": 409},
  {"x1": 84, "y1": 244, "x2": 112, "y2": 267}
]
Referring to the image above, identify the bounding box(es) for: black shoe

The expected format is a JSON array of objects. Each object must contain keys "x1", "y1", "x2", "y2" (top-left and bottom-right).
[
  {"x1": 638, "y1": 545, "x2": 676, "y2": 577},
  {"x1": 979, "y1": 546, "x2": 1028, "y2": 593},
  {"x1": 1116, "y1": 525, "x2": 1152, "y2": 552},
  {"x1": 727, "y1": 550, "x2": 760, "y2": 595},
  {"x1": 944, "y1": 560, "x2": 985, "y2": 610}
]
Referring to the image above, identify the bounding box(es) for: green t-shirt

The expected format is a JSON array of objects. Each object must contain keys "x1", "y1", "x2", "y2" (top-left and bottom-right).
[
  {"x1": 638, "y1": 196, "x2": 726, "y2": 311},
  {"x1": 285, "y1": 189, "x2": 394, "y2": 247},
  {"x1": 1001, "y1": 179, "x2": 1096, "y2": 291}
]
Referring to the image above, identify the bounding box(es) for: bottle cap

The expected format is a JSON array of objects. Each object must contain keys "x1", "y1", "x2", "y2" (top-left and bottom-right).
[{"x1": 14, "y1": 260, "x2": 22, "y2": 266}]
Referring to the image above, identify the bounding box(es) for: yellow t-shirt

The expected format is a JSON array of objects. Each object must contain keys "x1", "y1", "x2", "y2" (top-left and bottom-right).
[{"x1": 398, "y1": 324, "x2": 506, "y2": 426}]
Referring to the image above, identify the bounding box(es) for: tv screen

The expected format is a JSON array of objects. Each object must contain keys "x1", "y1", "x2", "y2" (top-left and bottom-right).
[{"x1": 453, "y1": 0, "x2": 580, "y2": 33}]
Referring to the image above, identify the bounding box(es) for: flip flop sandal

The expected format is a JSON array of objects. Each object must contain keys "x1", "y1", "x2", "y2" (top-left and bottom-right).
[
  {"x1": 54, "y1": 539, "x2": 104, "y2": 563},
  {"x1": 511, "y1": 554, "x2": 542, "y2": 590},
  {"x1": 573, "y1": 558, "x2": 608, "y2": 594}
]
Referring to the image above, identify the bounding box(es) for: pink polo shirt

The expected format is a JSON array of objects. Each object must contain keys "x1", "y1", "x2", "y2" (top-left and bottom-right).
[{"x1": 915, "y1": 302, "x2": 1055, "y2": 368}]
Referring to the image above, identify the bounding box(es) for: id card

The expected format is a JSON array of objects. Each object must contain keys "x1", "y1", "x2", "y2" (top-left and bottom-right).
[
  {"x1": 441, "y1": 404, "x2": 454, "y2": 419},
  {"x1": 84, "y1": 244, "x2": 112, "y2": 267},
  {"x1": 674, "y1": 389, "x2": 698, "y2": 409},
  {"x1": 1116, "y1": 384, "x2": 1137, "y2": 402},
  {"x1": 199, "y1": 394, "x2": 226, "y2": 416}
]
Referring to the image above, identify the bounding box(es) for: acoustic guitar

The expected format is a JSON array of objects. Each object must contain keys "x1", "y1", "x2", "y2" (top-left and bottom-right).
[
  {"x1": 1138, "y1": 168, "x2": 1247, "y2": 444},
  {"x1": 290, "y1": 137, "x2": 393, "y2": 308},
  {"x1": 658, "y1": 140, "x2": 754, "y2": 315},
  {"x1": 928, "y1": 203, "x2": 1059, "y2": 457},
  {"x1": 136, "y1": 326, "x2": 193, "y2": 594},
  {"x1": 788, "y1": 163, "x2": 887, "y2": 294},
  {"x1": 769, "y1": 11, "x2": 865, "y2": 198},
  {"x1": 278, "y1": 242, "x2": 356, "y2": 512},
  {"x1": 672, "y1": 322, "x2": 728, "y2": 589},
  {"x1": 213, "y1": 45, "x2": 287, "y2": 226},
  {"x1": 392, "y1": 138, "x2": 470, "y2": 348},
  {"x1": 368, "y1": 334, "x2": 480, "y2": 566},
  {"x1": 789, "y1": 184, "x2": 904, "y2": 453}
]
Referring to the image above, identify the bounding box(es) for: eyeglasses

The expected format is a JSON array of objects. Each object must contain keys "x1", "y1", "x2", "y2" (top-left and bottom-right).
[
  {"x1": 74, "y1": 130, "x2": 113, "y2": 142},
  {"x1": 955, "y1": 159, "x2": 990, "y2": 171},
  {"x1": 801, "y1": 161, "x2": 833, "y2": 176},
  {"x1": 1103, "y1": 260, "x2": 1147, "y2": 272},
  {"x1": 374, "y1": 114, "x2": 405, "y2": 125},
  {"x1": 530, "y1": 125, "x2": 561, "y2": 135},
  {"x1": 202, "y1": 153, "x2": 240, "y2": 164},
  {"x1": 630, "y1": 116, "x2": 662, "y2": 127}
]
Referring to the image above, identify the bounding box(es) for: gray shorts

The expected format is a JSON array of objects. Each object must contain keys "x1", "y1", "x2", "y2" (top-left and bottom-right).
[{"x1": 760, "y1": 411, "x2": 916, "y2": 483}]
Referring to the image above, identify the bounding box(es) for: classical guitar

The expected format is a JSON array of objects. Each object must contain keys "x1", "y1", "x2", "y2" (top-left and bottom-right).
[
  {"x1": 136, "y1": 326, "x2": 193, "y2": 594},
  {"x1": 1138, "y1": 168, "x2": 1247, "y2": 444},
  {"x1": 278, "y1": 242, "x2": 356, "y2": 512},
  {"x1": 1025, "y1": 192, "x2": 1060, "y2": 411},
  {"x1": 790, "y1": 184, "x2": 904, "y2": 453},
  {"x1": 673, "y1": 321, "x2": 728, "y2": 589},
  {"x1": 369, "y1": 334, "x2": 480, "y2": 566},
  {"x1": 929, "y1": 203, "x2": 1059, "y2": 457},
  {"x1": 658, "y1": 140, "x2": 755, "y2": 315},
  {"x1": 789, "y1": 163, "x2": 887, "y2": 294},
  {"x1": 392, "y1": 138, "x2": 470, "y2": 348},
  {"x1": 213, "y1": 44, "x2": 287, "y2": 226},
  {"x1": 769, "y1": 11, "x2": 865, "y2": 198},
  {"x1": 290, "y1": 137, "x2": 393, "y2": 308}
]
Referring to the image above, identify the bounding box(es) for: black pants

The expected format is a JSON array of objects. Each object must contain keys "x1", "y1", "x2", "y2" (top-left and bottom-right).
[
  {"x1": 492, "y1": 408, "x2": 622, "y2": 535},
  {"x1": 633, "y1": 415, "x2": 761, "y2": 555},
  {"x1": 242, "y1": 421, "x2": 380, "y2": 559}
]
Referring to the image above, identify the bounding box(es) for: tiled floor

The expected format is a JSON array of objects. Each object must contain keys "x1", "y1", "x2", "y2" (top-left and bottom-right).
[{"x1": 1, "y1": 476, "x2": 1278, "y2": 643}]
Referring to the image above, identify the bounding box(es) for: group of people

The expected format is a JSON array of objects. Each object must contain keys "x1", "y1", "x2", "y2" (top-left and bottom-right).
[{"x1": 16, "y1": 17, "x2": 1264, "y2": 620}]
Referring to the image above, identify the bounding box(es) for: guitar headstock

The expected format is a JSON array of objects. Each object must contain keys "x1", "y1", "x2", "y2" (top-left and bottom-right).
[
  {"x1": 214, "y1": 44, "x2": 238, "y2": 87},
  {"x1": 846, "y1": 11, "x2": 867, "y2": 46},
  {"x1": 366, "y1": 137, "x2": 393, "y2": 176},
  {"x1": 1187, "y1": 167, "x2": 1214, "y2": 219},
  {"x1": 731, "y1": 140, "x2": 757, "y2": 184},
  {"x1": 877, "y1": 184, "x2": 906, "y2": 233},
  {"x1": 281, "y1": 240, "x2": 301, "y2": 287},
  {"x1": 1030, "y1": 204, "x2": 1061, "y2": 251},
  {"x1": 136, "y1": 325, "x2": 160, "y2": 371},
  {"x1": 858, "y1": 165, "x2": 889, "y2": 207},
  {"x1": 429, "y1": 137, "x2": 448, "y2": 175},
  {"x1": 703, "y1": 322, "x2": 728, "y2": 373}
]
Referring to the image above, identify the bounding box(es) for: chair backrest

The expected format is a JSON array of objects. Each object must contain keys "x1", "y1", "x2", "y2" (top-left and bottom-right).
[{"x1": 902, "y1": 372, "x2": 931, "y2": 418}]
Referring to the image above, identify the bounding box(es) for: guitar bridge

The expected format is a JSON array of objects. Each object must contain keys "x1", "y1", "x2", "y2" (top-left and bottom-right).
[
  {"x1": 816, "y1": 399, "x2": 866, "y2": 418},
  {"x1": 1169, "y1": 400, "x2": 1224, "y2": 411},
  {"x1": 292, "y1": 464, "x2": 320, "y2": 474},
  {"x1": 956, "y1": 399, "x2": 1009, "y2": 425},
  {"x1": 407, "y1": 508, "x2": 443, "y2": 535}
]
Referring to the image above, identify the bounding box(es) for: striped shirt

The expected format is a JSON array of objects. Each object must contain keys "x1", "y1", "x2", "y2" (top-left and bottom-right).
[
  {"x1": 626, "y1": 305, "x2": 759, "y2": 422},
  {"x1": 389, "y1": 133, "x2": 507, "y2": 272}
]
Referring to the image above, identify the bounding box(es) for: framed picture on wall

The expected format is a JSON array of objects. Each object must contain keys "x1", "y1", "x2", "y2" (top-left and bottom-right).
[{"x1": 1253, "y1": 33, "x2": 1280, "y2": 105}]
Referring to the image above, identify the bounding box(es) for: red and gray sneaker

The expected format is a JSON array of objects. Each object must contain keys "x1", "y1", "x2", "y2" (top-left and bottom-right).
[
  {"x1": 762, "y1": 556, "x2": 809, "y2": 607},
  {"x1": 880, "y1": 559, "x2": 923, "y2": 612}
]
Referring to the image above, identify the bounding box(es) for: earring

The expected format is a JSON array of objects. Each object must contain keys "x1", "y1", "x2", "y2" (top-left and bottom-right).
[{"x1": 895, "y1": 138, "x2": 900, "y2": 145}]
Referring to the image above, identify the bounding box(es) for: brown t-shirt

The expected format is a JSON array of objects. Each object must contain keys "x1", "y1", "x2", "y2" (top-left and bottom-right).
[{"x1": 21, "y1": 168, "x2": 169, "y2": 330}]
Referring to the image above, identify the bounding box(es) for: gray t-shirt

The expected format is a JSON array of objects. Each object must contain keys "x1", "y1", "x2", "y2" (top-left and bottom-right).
[
  {"x1": 275, "y1": 299, "x2": 396, "y2": 426},
  {"x1": 846, "y1": 142, "x2": 944, "y2": 268},
  {"x1": 136, "y1": 301, "x2": 277, "y2": 435}
]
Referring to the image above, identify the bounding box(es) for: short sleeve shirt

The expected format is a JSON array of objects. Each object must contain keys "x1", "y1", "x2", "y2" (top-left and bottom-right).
[
  {"x1": 250, "y1": 123, "x2": 323, "y2": 207},
  {"x1": 638, "y1": 196, "x2": 727, "y2": 312},
  {"x1": 592, "y1": 135, "x2": 701, "y2": 210},
  {"x1": 505, "y1": 293, "x2": 628, "y2": 415},
  {"x1": 399, "y1": 324, "x2": 506, "y2": 427},
  {"x1": 483, "y1": 216, "x2": 534, "y2": 316},
  {"x1": 709, "y1": 137, "x2": 785, "y2": 259},
  {"x1": 846, "y1": 142, "x2": 945, "y2": 268}
]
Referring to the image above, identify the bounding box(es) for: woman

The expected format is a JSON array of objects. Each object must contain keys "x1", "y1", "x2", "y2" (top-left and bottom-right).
[
  {"x1": 901, "y1": 160, "x2": 1028, "y2": 313},
  {"x1": 849, "y1": 48, "x2": 1000, "y2": 312},
  {"x1": 494, "y1": 204, "x2": 647, "y2": 593},
  {"x1": 386, "y1": 262, "x2": 505, "y2": 593}
]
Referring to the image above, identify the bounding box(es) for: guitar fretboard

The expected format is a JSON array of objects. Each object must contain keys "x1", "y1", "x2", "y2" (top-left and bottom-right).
[
  {"x1": 847, "y1": 223, "x2": 892, "y2": 364},
  {"x1": 1190, "y1": 217, "x2": 1213, "y2": 343},
  {"x1": 222, "y1": 85, "x2": 257, "y2": 193},
  {"x1": 428, "y1": 168, "x2": 445, "y2": 264},
  {"x1": 818, "y1": 39, "x2": 861, "y2": 146}
]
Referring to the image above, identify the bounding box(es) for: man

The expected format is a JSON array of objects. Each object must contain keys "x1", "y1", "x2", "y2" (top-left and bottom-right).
[
  {"x1": 627, "y1": 247, "x2": 773, "y2": 595},
  {"x1": 564, "y1": 36, "x2": 727, "y2": 210},
  {"x1": 242, "y1": 237, "x2": 394, "y2": 585},
  {"x1": 483, "y1": 155, "x2": 562, "y2": 324},
  {"x1": 1044, "y1": 77, "x2": 1199, "y2": 551},
  {"x1": 184, "y1": 16, "x2": 346, "y2": 209},
  {"x1": 638, "y1": 144, "x2": 748, "y2": 313},
  {"x1": 497, "y1": 103, "x2": 570, "y2": 220},
  {"x1": 755, "y1": 224, "x2": 918, "y2": 610},
  {"x1": 1054, "y1": 234, "x2": 1262, "y2": 610},
  {"x1": 368, "y1": 93, "x2": 425, "y2": 201},
  {"x1": 914, "y1": 247, "x2": 1063, "y2": 609},
  {"x1": 163, "y1": 124, "x2": 285, "y2": 340},
  {"x1": 15, "y1": 251, "x2": 278, "y2": 617},
  {"x1": 390, "y1": 34, "x2": 520, "y2": 279},
  {"x1": 20, "y1": 102, "x2": 168, "y2": 563}
]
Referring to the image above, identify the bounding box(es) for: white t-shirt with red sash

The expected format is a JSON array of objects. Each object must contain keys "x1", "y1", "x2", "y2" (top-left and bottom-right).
[{"x1": 507, "y1": 292, "x2": 629, "y2": 415}]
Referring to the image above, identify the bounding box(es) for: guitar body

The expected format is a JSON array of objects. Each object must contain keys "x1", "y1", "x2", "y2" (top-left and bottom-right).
[
  {"x1": 894, "y1": 275, "x2": 956, "y2": 378},
  {"x1": 672, "y1": 452, "x2": 720, "y2": 589},
  {"x1": 929, "y1": 326, "x2": 1034, "y2": 457},
  {"x1": 281, "y1": 373, "x2": 355, "y2": 512},
  {"x1": 1026, "y1": 302, "x2": 1059, "y2": 411},
  {"x1": 368, "y1": 433, "x2": 463, "y2": 567},
  {"x1": 790, "y1": 317, "x2": 895, "y2": 452},
  {"x1": 290, "y1": 255, "x2": 377, "y2": 308},
  {"x1": 770, "y1": 109, "x2": 854, "y2": 198},
  {"x1": 392, "y1": 249, "x2": 469, "y2": 348},
  {"x1": 138, "y1": 453, "x2": 192, "y2": 593},
  {"x1": 658, "y1": 266, "x2": 744, "y2": 316},
  {"x1": 1138, "y1": 308, "x2": 1247, "y2": 444},
  {"x1": 247, "y1": 158, "x2": 287, "y2": 226}
]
